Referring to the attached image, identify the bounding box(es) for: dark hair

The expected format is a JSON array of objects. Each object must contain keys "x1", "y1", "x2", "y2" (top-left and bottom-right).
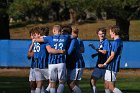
[
  {"x1": 39, "y1": 26, "x2": 49, "y2": 36},
  {"x1": 109, "y1": 25, "x2": 120, "y2": 35},
  {"x1": 96, "y1": 27, "x2": 106, "y2": 35},
  {"x1": 61, "y1": 25, "x2": 72, "y2": 35},
  {"x1": 29, "y1": 27, "x2": 40, "y2": 35}
]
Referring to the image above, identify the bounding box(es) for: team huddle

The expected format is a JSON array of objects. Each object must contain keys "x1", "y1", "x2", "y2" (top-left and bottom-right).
[{"x1": 27, "y1": 25, "x2": 123, "y2": 93}]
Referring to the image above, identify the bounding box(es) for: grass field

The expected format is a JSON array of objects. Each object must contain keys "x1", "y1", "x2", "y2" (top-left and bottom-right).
[
  {"x1": 0, "y1": 69, "x2": 140, "y2": 93},
  {"x1": 9, "y1": 19, "x2": 140, "y2": 40}
]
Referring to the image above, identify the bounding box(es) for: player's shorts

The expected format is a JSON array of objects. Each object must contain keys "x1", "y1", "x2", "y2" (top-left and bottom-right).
[
  {"x1": 29, "y1": 68, "x2": 36, "y2": 81},
  {"x1": 39, "y1": 69, "x2": 49, "y2": 80},
  {"x1": 67, "y1": 68, "x2": 84, "y2": 81},
  {"x1": 49, "y1": 63, "x2": 66, "y2": 82},
  {"x1": 91, "y1": 67, "x2": 106, "y2": 80},
  {"x1": 34, "y1": 68, "x2": 45, "y2": 81},
  {"x1": 104, "y1": 70, "x2": 117, "y2": 82}
]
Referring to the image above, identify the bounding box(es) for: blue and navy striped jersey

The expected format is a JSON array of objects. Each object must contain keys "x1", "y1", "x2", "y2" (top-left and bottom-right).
[
  {"x1": 33, "y1": 41, "x2": 48, "y2": 69},
  {"x1": 44, "y1": 34, "x2": 71, "y2": 64},
  {"x1": 96, "y1": 38, "x2": 111, "y2": 68},
  {"x1": 66, "y1": 38, "x2": 85, "y2": 69},
  {"x1": 107, "y1": 38, "x2": 123, "y2": 72}
]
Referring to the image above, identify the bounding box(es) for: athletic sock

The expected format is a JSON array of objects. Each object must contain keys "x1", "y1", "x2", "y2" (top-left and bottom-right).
[
  {"x1": 72, "y1": 85, "x2": 82, "y2": 93},
  {"x1": 50, "y1": 88, "x2": 56, "y2": 93},
  {"x1": 35, "y1": 88, "x2": 41, "y2": 93},
  {"x1": 105, "y1": 89, "x2": 111, "y2": 93},
  {"x1": 92, "y1": 86, "x2": 96, "y2": 93},
  {"x1": 57, "y1": 84, "x2": 64, "y2": 93},
  {"x1": 113, "y1": 88, "x2": 122, "y2": 93},
  {"x1": 46, "y1": 83, "x2": 50, "y2": 92},
  {"x1": 31, "y1": 90, "x2": 35, "y2": 93}
]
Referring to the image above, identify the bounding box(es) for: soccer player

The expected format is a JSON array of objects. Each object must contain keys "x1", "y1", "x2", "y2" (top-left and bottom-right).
[
  {"x1": 89, "y1": 27, "x2": 111, "y2": 93},
  {"x1": 67, "y1": 26, "x2": 85, "y2": 93},
  {"x1": 28, "y1": 28, "x2": 36, "y2": 93},
  {"x1": 98, "y1": 25, "x2": 123, "y2": 93},
  {"x1": 45, "y1": 25, "x2": 71, "y2": 93},
  {"x1": 31, "y1": 27, "x2": 49, "y2": 93},
  {"x1": 34, "y1": 25, "x2": 70, "y2": 93}
]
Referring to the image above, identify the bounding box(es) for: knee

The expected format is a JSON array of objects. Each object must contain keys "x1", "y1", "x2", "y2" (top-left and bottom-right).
[
  {"x1": 69, "y1": 81, "x2": 76, "y2": 89},
  {"x1": 90, "y1": 77, "x2": 96, "y2": 86}
]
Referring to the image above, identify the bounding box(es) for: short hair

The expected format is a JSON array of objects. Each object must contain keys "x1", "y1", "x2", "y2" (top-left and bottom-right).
[
  {"x1": 39, "y1": 26, "x2": 49, "y2": 36},
  {"x1": 96, "y1": 27, "x2": 106, "y2": 35},
  {"x1": 109, "y1": 25, "x2": 120, "y2": 35},
  {"x1": 61, "y1": 25, "x2": 72, "y2": 35},
  {"x1": 53, "y1": 25, "x2": 61, "y2": 32},
  {"x1": 29, "y1": 27, "x2": 40, "y2": 35},
  {"x1": 72, "y1": 26, "x2": 79, "y2": 34}
]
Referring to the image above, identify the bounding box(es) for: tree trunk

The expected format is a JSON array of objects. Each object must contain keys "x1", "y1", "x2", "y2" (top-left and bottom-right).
[
  {"x1": 0, "y1": 13, "x2": 10, "y2": 39},
  {"x1": 116, "y1": 18, "x2": 130, "y2": 41}
]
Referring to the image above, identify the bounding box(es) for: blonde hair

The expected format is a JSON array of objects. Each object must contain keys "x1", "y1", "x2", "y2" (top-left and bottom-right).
[{"x1": 72, "y1": 26, "x2": 79, "y2": 34}]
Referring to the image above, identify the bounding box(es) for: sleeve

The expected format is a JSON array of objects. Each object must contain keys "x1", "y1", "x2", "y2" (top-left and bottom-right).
[
  {"x1": 43, "y1": 36, "x2": 49, "y2": 43},
  {"x1": 103, "y1": 40, "x2": 110, "y2": 51},
  {"x1": 67, "y1": 39, "x2": 76, "y2": 55},
  {"x1": 111, "y1": 41, "x2": 118, "y2": 53}
]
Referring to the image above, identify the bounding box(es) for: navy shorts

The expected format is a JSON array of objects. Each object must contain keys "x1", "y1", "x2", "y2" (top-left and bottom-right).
[{"x1": 91, "y1": 67, "x2": 106, "y2": 80}]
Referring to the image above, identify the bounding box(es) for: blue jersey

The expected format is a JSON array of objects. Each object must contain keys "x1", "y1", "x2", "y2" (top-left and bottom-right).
[
  {"x1": 44, "y1": 34, "x2": 70, "y2": 64},
  {"x1": 107, "y1": 38, "x2": 123, "y2": 72},
  {"x1": 96, "y1": 38, "x2": 111, "y2": 68},
  {"x1": 33, "y1": 41, "x2": 48, "y2": 69},
  {"x1": 66, "y1": 38, "x2": 85, "y2": 69}
]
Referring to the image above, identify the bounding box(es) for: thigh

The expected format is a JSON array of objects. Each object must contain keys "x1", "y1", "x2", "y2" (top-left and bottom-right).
[
  {"x1": 104, "y1": 70, "x2": 117, "y2": 82},
  {"x1": 40, "y1": 69, "x2": 49, "y2": 80},
  {"x1": 57, "y1": 63, "x2": 66, "y2": 81},
  {"x1": 91, "y1": 68, "x2": 104, "y2": 80},
  {"x1": 69, "y1": 68, "x2": 83, "y2": 80},
  {"x1": 29, "y1": 68, "x2": 36, "y2": 81},
  {"x1": 49, "y1": 64, "x2": 58, "y2": 82},
  {"x1": 34, "y1": 68, "x2": 45, "y2": 81}
]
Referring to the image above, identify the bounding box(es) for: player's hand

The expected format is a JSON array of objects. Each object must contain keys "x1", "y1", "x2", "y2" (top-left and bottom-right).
[
  {"x1": 60, "y1": 50, "x2": 66, "y2": 54},
  {"x1": 91, "y1": 53, "x2": 98, "y2": 58},
  {"x1": 32, "y1": 39, "x2": 36, "y2": 43},
  {"x1": 98, "y1": 64, "x2": 104, "y2": 68},
  {"x1": 88, "y1": 43, "x2": 93, "y2": 46},
  {"x1": 89, "y1": 43, "x2": 96, "y2": 50}
]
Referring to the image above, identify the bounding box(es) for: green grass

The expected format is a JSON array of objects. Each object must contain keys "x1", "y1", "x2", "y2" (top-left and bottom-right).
[
  {"x1": 0, "y1": 76, "x2": 140, "y2": 93},
  {"x1": 10, "y1": 19, "x2": 140, "y2": 40}
]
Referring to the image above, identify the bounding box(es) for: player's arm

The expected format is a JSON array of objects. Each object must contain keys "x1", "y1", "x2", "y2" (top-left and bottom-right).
[
  {"x1": 89, "y1": 43, "x2": 107, "y2": 54},
  {"x1": 33, "y1": 38, "x2": 44, "y2": 42},
  {"x1": 67, "y1": 39, "x2": 76, "y2": 55},
  {"x1": 46, "y1": 45, "x2": 65, "y2": 54},
  {"x1": 27, "y1": 43, "x2": 34, "y2": 59}
]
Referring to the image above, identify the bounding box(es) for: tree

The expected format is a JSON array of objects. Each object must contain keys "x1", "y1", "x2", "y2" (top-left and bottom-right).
[
  {"x1": 88, "y1": 0, "x2": 140, "y2": 41},
  {"x1": 0, "y1": 1, "x2": 10, "y2": 39}
]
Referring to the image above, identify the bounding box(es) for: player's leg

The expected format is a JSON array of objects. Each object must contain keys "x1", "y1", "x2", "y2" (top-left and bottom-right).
[
  {"x1": 34, "y1": 68, "x2": 45, "y2": 93},
  {"x1": 68, "y1": 68, "x2": 82, "y2": 93},
  {"x1": 103, "y1": 70, "x2": 112, "y2": 93},
  {"x1": 57, "y1": 63, "x2": 66, "y2": 93},
  {"x1": 90, "y1": 68, "x2": 102, "y2": 93},
  {"x1": 49, "y1": 64, "x2": 57, "y2": 93},
  {"x1": 29, "y1": 68, "x2": 36, "y2": 93},
  {"x1": 105, "y1": 70, "x2": 122, "y2": 93},
  {"x1": 39, "y1": 69, "x2": 50, "y2": 93}
]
